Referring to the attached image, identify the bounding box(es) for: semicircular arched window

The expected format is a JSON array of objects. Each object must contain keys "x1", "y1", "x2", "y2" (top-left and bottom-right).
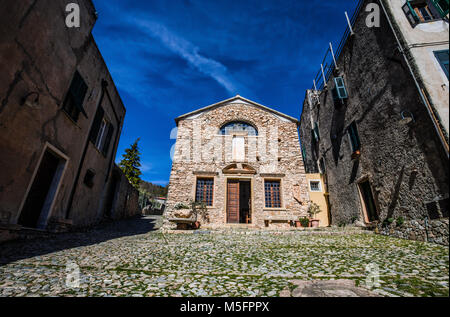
[{"x1": 219, "y1": 121, "x2": 258, "y2": 136}]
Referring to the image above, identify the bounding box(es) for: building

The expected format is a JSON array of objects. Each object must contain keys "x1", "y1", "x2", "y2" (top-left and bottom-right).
[
  {"x1": 0, "y1": 1, "x2": 139, "y2": 240},
  {"x1": 165, "y1": 96, "x2": 310, "y2": 228},
  {"x1": 299, "y1": 0, "x2": 449, "y2": 244}
]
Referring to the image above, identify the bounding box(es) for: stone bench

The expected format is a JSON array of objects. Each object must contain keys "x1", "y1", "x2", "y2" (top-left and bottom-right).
[
  {"x1": 168, "y1": 217, "x2": 197, "y2": 230},
  {"x1": 264, "y1": 215, "x2": 297, "y2": 226}
]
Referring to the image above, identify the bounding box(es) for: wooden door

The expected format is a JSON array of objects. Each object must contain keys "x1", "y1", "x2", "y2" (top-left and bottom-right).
[{"x1": 227, "y1": 180, "x2": 240, "y2": 223}]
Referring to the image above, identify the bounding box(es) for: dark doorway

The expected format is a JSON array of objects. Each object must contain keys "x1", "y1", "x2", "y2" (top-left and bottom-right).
[
  {"x1": 18, "y1": 149, "x2": 65, "y2": 229},
  {"x1": 104, "y1": 170, "x2": 121, "y2": 219},
  {"x1": 239, "y1": 181, "x2": 251, "y2": 224},
  {"x1": 358, "y1": 180, "x2": 379, "y2": 222},
  {"x1": 227, "y1": 179, "x2": 251, "y2": 224}
]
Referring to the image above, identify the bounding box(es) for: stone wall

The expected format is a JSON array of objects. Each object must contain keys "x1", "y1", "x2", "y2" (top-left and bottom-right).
[
  {"x1": 165, "y1": 101, "x2": 309, "y2": 228},
  {"x1": 110, "y1": 167, "x2": 141, "y2": 221},
  {"x1": 0, "y1": 1, "x2": 126, "y2": 230},
  {"x1": 299, "y1": 0, "x2": 449, "y2": 245}
]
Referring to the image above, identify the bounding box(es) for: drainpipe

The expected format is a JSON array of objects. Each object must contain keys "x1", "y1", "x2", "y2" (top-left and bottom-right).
[{"x1": 378, "y1": 0, "x2": 449, "y2": 158}]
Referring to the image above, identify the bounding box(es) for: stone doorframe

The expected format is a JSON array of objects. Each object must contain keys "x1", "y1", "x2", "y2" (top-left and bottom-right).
[
  {"x1": 15, "y1": 142, "x2": 70, "y2": 228},
  {"x1": 224, "y1": 175, "x2": 255, "y2": 224},
  {"x1": 356, "y1": 175, "x2": 381, "y2": 224}
]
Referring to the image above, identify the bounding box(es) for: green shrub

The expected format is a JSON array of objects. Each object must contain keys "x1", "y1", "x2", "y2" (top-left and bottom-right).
[
  {"x1": 396, "y1": 217, "x2": 405, "y2": 227},
  {"x1": 383, "y1": 217, "x2": 394, "y2": 227},
  {"x1": 299, "y1": 217, "x2": 310, "y2": 227}
]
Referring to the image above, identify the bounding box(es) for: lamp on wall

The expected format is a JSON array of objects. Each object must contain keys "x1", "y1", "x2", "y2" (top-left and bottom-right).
[
  {"x1": 20, "y1": 92, "x2": 41, "y2": 109},
  {"x1": 399, "y1": 110, "x2": 415, "y2": 125}
]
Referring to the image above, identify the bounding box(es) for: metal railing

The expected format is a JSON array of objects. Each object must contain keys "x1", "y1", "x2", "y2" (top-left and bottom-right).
[{"x1": 311, "y1": 0, "x2": 365, "y2": 90}]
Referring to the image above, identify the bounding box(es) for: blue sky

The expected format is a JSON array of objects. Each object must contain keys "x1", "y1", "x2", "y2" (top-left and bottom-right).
[{"x1": 91, "y1": 0, "x2": 358, "y2": 186}]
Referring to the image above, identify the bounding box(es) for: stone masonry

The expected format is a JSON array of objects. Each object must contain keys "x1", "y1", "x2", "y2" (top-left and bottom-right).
[{"x1": 165, "y1": 96, "x2": 309, "y2": 228}]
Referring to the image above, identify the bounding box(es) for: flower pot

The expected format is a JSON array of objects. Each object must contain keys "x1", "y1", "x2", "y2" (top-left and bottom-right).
[
  {"x1": 310, "y1": 219, "x2": 320, "y2": 228},
  {"x1": 294, "y1": 221, "x2": 302, "y2": 228}
]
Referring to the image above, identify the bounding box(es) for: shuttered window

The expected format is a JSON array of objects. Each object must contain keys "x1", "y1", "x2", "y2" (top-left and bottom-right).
[
  {"x1": 402, "y1": 0, "x2": 447, "y2": 27},
  {"x1": 196, "y1": 178, "x2": 214, "y2": 206},
  {"x1": 63, "y1": 71, "x2": 88, "y2": 122},
  {"x1": 90, "y1": 106, "x2": 114, "y2": 157},
  {"x1": 265, "y1": 180, "x2": 281, "y2": 208},
  {"x1": 334, "y1": 77, "x2": 348, "y2": 99},
  {"x1": 434, "y1": 50, "x2": 449, "y2": 79},
  {"x1": 348, "y1": 122, "x2": 361, "y2": 153},
  {"x1": 431, "y1": 0, "x2": 449, "y2": 17}
]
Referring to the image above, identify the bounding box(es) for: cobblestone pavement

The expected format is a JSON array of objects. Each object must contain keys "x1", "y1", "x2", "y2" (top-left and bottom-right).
[{"x1": 0, "y1": 216, "x2": 448, "y2": 297}]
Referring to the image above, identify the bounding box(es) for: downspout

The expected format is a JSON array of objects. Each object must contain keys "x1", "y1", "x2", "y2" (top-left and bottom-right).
[{"x1": 378, "y1": 0, "x2": 449, "y2": 158}]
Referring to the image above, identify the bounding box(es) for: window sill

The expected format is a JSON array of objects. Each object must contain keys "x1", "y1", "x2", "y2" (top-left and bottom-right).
[
  {"x1": 61, "y1": 109, "x2": 82, "y2": 129},
  {"x1": 263, "y1": 208, "x2": 287, "y2": 212}
]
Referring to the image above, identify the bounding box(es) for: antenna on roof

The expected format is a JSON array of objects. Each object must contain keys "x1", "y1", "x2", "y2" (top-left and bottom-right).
[{"x1": 345, "y1": 11, "x2": 355, "y2": 36}]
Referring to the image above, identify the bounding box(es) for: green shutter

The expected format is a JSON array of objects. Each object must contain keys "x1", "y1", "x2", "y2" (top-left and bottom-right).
[
  {"x1": 431, "y1": 0, "x2": 449, "y2": 17},
  {"x1": 403, "y1": 1, "x2": 420, "y2": 27},
  {"x1": 334, "y1": 77, "x2": 348, "y2": 99}
]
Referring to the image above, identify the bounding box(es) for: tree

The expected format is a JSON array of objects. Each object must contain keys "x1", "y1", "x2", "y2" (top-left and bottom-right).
[{"x1": 119, "y1": 138, "x2": 142, "y2": 189}]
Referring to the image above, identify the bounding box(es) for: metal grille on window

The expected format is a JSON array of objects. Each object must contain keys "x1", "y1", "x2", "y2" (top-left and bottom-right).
[
  {"x1": 265, "y1": 181, "x2": 281, "y2": 208},
  {"x1": 196, "y1": 178, "x2": 214, "y2": 206}
]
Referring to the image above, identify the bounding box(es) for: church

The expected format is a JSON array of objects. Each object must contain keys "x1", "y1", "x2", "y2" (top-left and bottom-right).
[{"x1": 164, "y1": 96, "x2": 311, "y2": 228}]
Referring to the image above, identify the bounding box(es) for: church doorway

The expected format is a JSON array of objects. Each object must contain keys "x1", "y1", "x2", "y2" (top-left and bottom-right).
[{"x1": 226, "y1": 179, "x2": 252, "y2": 224}]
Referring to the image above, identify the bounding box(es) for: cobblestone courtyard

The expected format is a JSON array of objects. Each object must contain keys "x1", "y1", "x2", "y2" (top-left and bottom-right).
[{"x1": 0, "y1": 216, "x2": 448, "y2": 297}]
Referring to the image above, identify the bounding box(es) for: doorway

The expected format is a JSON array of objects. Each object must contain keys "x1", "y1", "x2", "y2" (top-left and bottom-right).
[
  {"x1": 358, "y1": 180, "x2": 379, "y2": 223},
  {"x1": 227, "y1": 179, "x2": 251, "y2": 224},
  {"x1": 18, "y1": 148, "x2": 66, "y2": 229}
]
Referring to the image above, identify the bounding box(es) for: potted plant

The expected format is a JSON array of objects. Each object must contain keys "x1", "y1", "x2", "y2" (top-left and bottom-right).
[
  {"x1": 308, "y1": 203, "x2": 322, "y2": 228},
  {"x1": 299, "y1": 217, "x2": 310, "y2": 228},
  {"x1": 190, "y1": 201, "x2": 209, "y2": 230}
]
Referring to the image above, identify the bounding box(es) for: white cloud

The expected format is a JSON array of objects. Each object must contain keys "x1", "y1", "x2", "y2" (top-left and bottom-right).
[{"x1": 135, "y1": 19, "x2": 239, "y2": 94}]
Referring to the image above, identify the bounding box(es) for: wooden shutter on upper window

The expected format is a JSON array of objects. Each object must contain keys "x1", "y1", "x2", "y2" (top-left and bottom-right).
[
  {"x1": 403, "y1": 1, "x2": 420, "y2": 27},
  {"x1": 431, "y1": 0, "x2": 449, "y2": 17},
  {"x1": 90, "y1": 106, "x2": 104, "y2": 144},
  {"x1": 334, "y1": 77, "x2": 348, "y2": 99},
  {"x1": 102, "y1": 123, "x2": 114, "y2": 156},
  {"x1": 70, "y1": 72, "x2": 88, "y2": 117}
]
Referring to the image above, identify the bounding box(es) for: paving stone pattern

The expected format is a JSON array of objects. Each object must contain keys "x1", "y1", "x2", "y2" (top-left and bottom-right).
[{"x1": 0, "y1": 216, "x2": 448, "y2": 297}]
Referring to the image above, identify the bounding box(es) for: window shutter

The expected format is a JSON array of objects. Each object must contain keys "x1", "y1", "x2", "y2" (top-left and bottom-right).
[
  {"x1": 90, "y1": 106, "x2": 104, "y2": 143},
  {"x1": 434, "y1": 50, "x2": 449, "y2": 79},
  {"x1": 314, "y1": 122, "x2": 320, "y2": 141},
  {"x1": 70, "y1": 72, "x2": 88, "y2": 118},
  {"x1": 334, "y1": 77, "x2": 348, "y2": 99},
  {"x1": 430, "y1": 0, "x2": 449, "y2": 17},
  {"x1": 102, "y1": 123, "x2": 115, "y2": 156},
  {"x1": 402, "y1": 1, "x2": 420, "y2": 27}
]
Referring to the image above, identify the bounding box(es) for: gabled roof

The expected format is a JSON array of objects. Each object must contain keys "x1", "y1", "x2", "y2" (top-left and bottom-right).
[{"x1": 175, "y1": 95, "x2": 299, "y2": 125}]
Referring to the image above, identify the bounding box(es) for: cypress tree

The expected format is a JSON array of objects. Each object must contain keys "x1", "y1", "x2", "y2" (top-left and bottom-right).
[{"x1": 119, "y1": 138, "x2": 142, "y2": 189}]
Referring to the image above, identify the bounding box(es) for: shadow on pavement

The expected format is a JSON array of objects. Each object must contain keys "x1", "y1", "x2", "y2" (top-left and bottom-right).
[{"x1": 0, "y1": 215, "x2": 161, "y2": 266}]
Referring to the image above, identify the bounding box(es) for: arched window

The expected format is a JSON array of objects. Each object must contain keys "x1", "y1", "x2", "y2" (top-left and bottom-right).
[{"x1": 220, "y1": 121, "x2": 258, "y2": 136}]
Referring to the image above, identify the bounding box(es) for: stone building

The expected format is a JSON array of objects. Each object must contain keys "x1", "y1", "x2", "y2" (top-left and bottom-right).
[
  {"x1": 299, "y1": 0, "x2": 449, "y2": 244},
  {"x1": 0, "y1": 0, "x2": 139, "y2": 240},
  {"x1": 165, "y1": 96, "x2": 310, "y2": 228}
]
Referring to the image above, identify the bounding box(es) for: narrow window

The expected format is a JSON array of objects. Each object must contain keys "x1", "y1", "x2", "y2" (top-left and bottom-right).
[
  {"x1": 309, "y1": 180, "x2": 322, "y2": 192},
  {"x1": 232, "y1": 136, "x2": 245, "y2": 161},
  {"x1": 195, "y1": 178, "x2": 214, "y2": 206},
  {"x1": 265, "y1": 180, "x2": 281, "y2": 208},
  {"x1": 434, "y1": 50, "x2": 449, "y2": 79},
  {"x1": 62, "y1": 71, "x2": 88, "y2": 122},
  {"x1": 90, "y1": 106, "x2": 114, "y2": 157},
  {"x1": 402, "y1": 0, "x2": 444, "y2": 27},
  {"x1": 348, "y1": 122, "x2": 361, "y2": 153}
]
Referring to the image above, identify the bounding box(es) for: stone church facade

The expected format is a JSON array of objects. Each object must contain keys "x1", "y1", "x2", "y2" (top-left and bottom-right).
[{"x1": 165, "y1": 96, "x2": 310, "y2": 228}]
